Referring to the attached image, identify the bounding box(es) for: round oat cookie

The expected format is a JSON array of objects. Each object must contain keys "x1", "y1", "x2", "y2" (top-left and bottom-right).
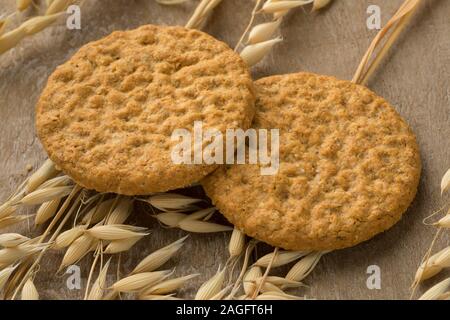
[
  {"x1": 202, "y1": 72, "x2": 421, "y2": 251},
  {"x1": 36, "y1": 25, "x2": 255, "y2": 195}
]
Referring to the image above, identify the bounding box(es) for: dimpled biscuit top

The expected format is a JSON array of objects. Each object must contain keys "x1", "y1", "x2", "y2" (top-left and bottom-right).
[
  {"x1": 202, "y1": 72, "x2": 421, "y2": 251},
  {"x1": 36, "y1": 25, "x2": 255, "y2": 195}
]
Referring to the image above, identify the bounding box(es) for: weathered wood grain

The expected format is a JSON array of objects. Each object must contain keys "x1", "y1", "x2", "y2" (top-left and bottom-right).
[{"x1": 0, "y1": 0, "x2": 449, "y2": 300}]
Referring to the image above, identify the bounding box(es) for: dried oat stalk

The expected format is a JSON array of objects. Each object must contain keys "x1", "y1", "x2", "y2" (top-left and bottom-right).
[
  {"x1": 418, "y1": 278, "x2": 450, "y2": 300},
  {"x1": 0, "y1": 0, "x2": 79, "y2": 55},
  {"x1": 195, "y1": 267, "x2": 226, "y2": 300},
  {"x1": 185, "y1": 0, "x2": 223, "y2": 29},
  {"x1": 103, "y1": 237, "x2": 195, "y2": 300},
  {"x1": 21, "y1": 278, "x2": 39, "y2": 300},
  {"x1": 151, "y1": 206, "x2": 232, "y2": 233},
  {"x1": 441, "y1": 169, "x2": 450, "y2": 195},
  {"x1": 236, "y1": 0, "x2": 330, "y2": 67},
  {"x1": 413, "y1": 166, "x2": 450, "y2": 299},
  {"x1": 352, "y1": 0, "x2": 422, "y2": 85},
  {"x1": 86, "y1": 258, "x2": 111, "y2": 300}
]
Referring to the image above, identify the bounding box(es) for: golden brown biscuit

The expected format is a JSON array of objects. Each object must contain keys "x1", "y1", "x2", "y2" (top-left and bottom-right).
[
  {"x1": 36, "y1": 25, "x2": 255, "y2": 195},
  {"x1": 202, "y1": 72, "x2": 421, "y2": 251}
]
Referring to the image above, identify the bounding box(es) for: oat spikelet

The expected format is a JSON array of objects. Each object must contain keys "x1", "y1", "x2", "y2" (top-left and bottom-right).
[
  {"x1": 257, "y1": 281, "x2": 284, "y2": 293},
  {"x1": 35, "y1": 199, "x2": 61, "y2": 225},
  {"x1": 0, "y1": 244, "x2": 45, "y2": 266},
  {"x1": 147, "y1": 193, "x2": 201, "y2": 211},
  {"x1": 286, "y1": 251, "x2": 326, "y2": 281},
  {"x1": 182, "y1": 207, "x2": 216, "y2": 221},
  {"x1": 236, "y1": 0, "x2": 318, "y2": 66},
  {"x1": 419, "y1": 278, "x2": 450, "y2": 300},
  {"x1": 21, "y1": 186, "x2": 73, "y2": 205},
  {"x1": 179, "y1": 220, "x2": 232, "y2": 233},
  {"x1": 261, "y1": 0, "x2": 313, "y2": 13},
  {"x1": 82, "y1": 198, "x2": 116, "y2": 224},
  {"x1": 260, "y1": 276, "x2": 304, "y2": 289},
  {"x1": 209, "y1": 285, "x2": 232, "y2": 300},
  {"x1": 154, "y1": 212, "x2": 188, "y2": 227},
  {"x1": 195, "y1": 267, "x2": 226, "y2": 300},
  {"x1": 441, "y1": 169, "x2": 450, "y2": 195},
  {"x1": 102, "y1": 290, "x2": 119, "y2": 301},
  {"x1": 438, "y1": 292, "x2": 450, "y2": 300},
  {"x1": 240, "y1": 37, "x2": 283, "y2": 67},
  {"x1": 140, "y1": 274, "x2": 199, "y2": 296},
  {"x1": 53, "y1": 225, "x2": 86, "y2": 249},
  {"x1": 22, "y1": 14, "x2": 63, "y2": 35},
  {"x1": 104, "y1": 236, "x2": 144, "y2": 254},
  {"x1": 243, "y1": 266, "x2": 262, "y2": 296},
  {"x1": 112, "y1": 270, "x2": 171, "y2": 293},
  {"x1": 37, "y1": 175, "x2": 71, "y2": 190},
  {"x1": 0, "y1": 203, "x2": 16, "y2": 220},
  {"x1": 247, "y1": 19, "x2": 282, "y2": 45},
  {"x1": 0, "y1": 27, "x2": 27, "y2": 55},
  {"x1": 0, "y1": 265, "x2": 17, "y2": 291},
  {"x1": 312, "y1": 0, "x2": 332, "y2": 11},
  {"x1": 228, "y1": 228, "x2": 246, "y2": 258},
  {"x1": 105, "y1": 197, "x2": 134, "y2": 225},
  {"x1": 59, "y1": 234, "x2": 95, "y2": 270},
  {"x1": 25, "y1": 159, "x2": 59, "y2": 194},
  {"x1": 414, "y1": 247, "x2": 450, "y2": 283},
  {"x1": 254, "y1": 250, "x2": 308, "y2": 268},
  {"x1": 86, "y1": 225, "x2": 149, "y2": 241},
  {"x1": 21, "y1": 278, "x2": 39, "y2": 300},
  {"x1": 436, "y1": 212, "x2": 450, "y2": 228},
  {"x1": 132, "y1": 236, "x2": 188, "y2": 274},
  {"x1": 435, "y1": 247, "x2": 450, "y2": 268},
  {"x1": 46, "y1": 0, "x2": 72, "y2": 15},
  {"x1": 0, "y1": 233, "x2": 30, "y2": 248},
  {"x1": 0, "y1": 0, "x2": 78, "y2": 54},
  {"x1": 17, "y1": 0, "x2": 33, "y2": 11},
  {"x1": 0, "y1": 214, "x2": 31, "y2": 230},
  {"x1": 87, "y1": 259, "x2": 111, "y2": 300}
]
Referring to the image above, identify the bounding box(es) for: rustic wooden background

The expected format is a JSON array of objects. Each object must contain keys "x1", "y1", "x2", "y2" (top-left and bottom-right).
[{"x1": 0, "y1": 0, "x2": 449, "y2": 300}]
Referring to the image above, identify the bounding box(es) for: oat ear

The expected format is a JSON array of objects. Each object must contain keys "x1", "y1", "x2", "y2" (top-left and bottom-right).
[{"x1": 441, "y1": 169, "x2": 450, "y2": 195}]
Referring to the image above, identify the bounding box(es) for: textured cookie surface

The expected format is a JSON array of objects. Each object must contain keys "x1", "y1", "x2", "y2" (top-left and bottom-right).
[
  {"x1": 36, "y1": 25, "x2": 255, "y2": 195},
  {"x1": 202, "y1": 72, "x2": 421, "y2": 251}
]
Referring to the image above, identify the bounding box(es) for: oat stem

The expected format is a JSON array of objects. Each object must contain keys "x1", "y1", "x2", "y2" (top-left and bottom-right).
[
  {"x1": 11, "y1": 185, "x2": 82, "y2": 300},
  {"x1": 352, "y1": 0, "x2": 421, "y2": 85},
  {"x1": 251, "y1": 247, "x2": 279, "y2": 299},
  {"x1": 185, "y1": 0, "x2": 222, "y2": 29},
  {"x1": 234, "y1": 0, "x2": 263, "y2": 51},
  {"x1": 227, "y1": 240, "x2": 257, "y2": 299},
  {"x1": 410, "y1": 228, "x2": 442, "y2": 299},
  {"x1": 84, "y1": 245, "x2": 101, "y2": 300},
  {"x1": 360, "y1": 3, "x2": 418, "y2": 85}
]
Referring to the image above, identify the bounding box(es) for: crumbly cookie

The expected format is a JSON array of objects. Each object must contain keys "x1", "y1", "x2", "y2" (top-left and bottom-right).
[
  {"x1": 202, "y1": 72, "x2": 421, "y2": 251},
  {"x1": 36, "y1": 25, "x2": 255, "y2": 195}
]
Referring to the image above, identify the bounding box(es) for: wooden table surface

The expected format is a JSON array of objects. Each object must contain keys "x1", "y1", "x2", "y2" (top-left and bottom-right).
[{"x1": 0, "y1": 0, "x2": 449, "y2": 300}]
